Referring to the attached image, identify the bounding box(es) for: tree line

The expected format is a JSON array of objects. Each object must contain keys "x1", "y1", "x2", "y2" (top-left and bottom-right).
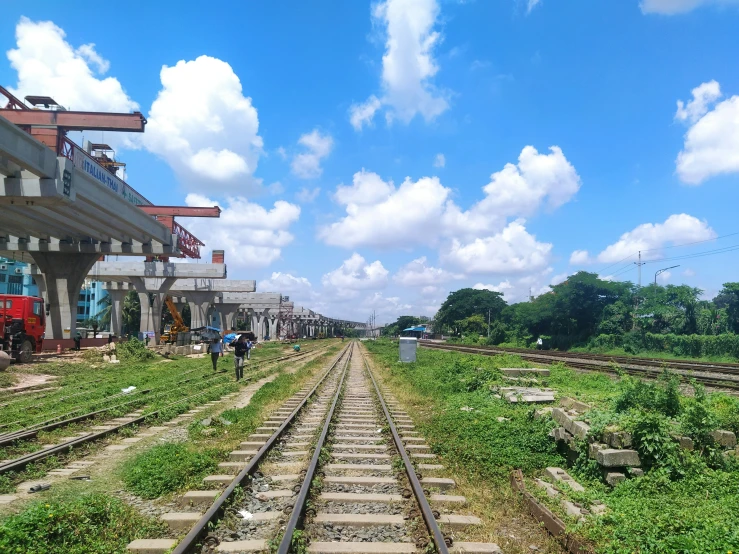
[{"x1": 386, "y1": 272, "x2": 739, "y2": 358}]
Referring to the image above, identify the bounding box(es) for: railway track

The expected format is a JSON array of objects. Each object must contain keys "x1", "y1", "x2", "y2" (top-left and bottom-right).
[
  {"x1": 421, "y1": 342, "x2": 739, "y2": 390},
  {"x1": 130, "y1": 342, "x2": 499, "y2": 554},
  {"x1": 0, "y1": 344, "x2": 331, "y2": 480}
]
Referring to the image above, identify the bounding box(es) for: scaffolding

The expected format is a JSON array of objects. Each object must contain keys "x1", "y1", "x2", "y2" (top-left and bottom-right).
[{"x1": 278, "y1": 295, "x2": 295, "y2": 339}]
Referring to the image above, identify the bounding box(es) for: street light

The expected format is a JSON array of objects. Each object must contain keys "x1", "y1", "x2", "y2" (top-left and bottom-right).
[{"x1": 654, "y1": 265, "x2": 679, "y2": 285}]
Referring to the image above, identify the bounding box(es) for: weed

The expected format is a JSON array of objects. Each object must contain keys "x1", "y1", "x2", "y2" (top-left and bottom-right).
[
  {"x1": 122, "y1": 442, "x2": 223, "y2": 498},
  {"x1": 0, "y1": 493, "x2": 167, "y2": 553}
]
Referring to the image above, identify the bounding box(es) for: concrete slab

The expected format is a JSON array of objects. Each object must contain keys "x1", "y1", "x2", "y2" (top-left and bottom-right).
[
  {"x1": 217, "y1": 539, "x2": 268, "y2": 552},
  {"x1": 105, "y1": 444, "x2": 130, "y2": 451},
  {"x1": 325, "y1": 464, "x2": 392, "y2": 471},
  {"x1": 161, "y1": 512, "x2": 201, "y2": 531},
  {"x1": 450, "y1": 543, "x2": 502, "y2": 553},
  {"x1": 308, "y1": 543, "x2": 415, "y2": 554},
  {"x1": 438, "y1": 515, "x2": 482, "y2": 528},
  {"x1": 314, "y1": 513, "x2": 405, "y2": 526},
  {"x1": 126, "y1": 539, "x2": 178, "y2": 553},
  {"x1": 320, "y1": 492, "x2": 402, "y2": 503}
]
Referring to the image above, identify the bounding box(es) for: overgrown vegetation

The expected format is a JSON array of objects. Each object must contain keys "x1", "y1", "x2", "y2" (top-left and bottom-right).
[
  {"x1": 364, "y1": 339, "x2": 739, "y2": 554},
  {"x1": 0, "y1": 493, "x2": 167, "y2": 553},
  {"x1": 122, "y1": 442, "x2": 222, "y2": 498}
]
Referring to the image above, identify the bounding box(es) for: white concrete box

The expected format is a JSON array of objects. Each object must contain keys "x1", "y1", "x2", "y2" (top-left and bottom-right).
[{"x1": 399, "y1": 337, "x2": 417, "y2": 362}]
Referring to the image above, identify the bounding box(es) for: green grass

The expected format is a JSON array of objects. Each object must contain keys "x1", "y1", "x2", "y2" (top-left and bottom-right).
[
  {"x1": 567, "y1": 345, "x2": 739, "y2": 364},
  {"x1": 0, "y1": 372, "x2": 17, "y2": 388},
  {"x1": 365, "y1": 339, "x2": 739, "y2": 554},
  {"x1": 122, "y1": 442, "x2": 223, "y2": 499},
  {"x1": 0, "y1": 493, "x2": 167, "y2": 553}
]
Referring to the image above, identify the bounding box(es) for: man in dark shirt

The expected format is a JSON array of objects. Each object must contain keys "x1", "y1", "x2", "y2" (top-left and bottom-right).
[{"x1": 230, "y1": 335, "x2": 247, "y2": 381}]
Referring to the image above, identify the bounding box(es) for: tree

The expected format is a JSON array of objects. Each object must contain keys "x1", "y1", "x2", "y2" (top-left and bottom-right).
[
  {"x1": 458, "y1": 314, "x2": 487, "y2": 336},
  {"x1": 394, "y1": 316, "x2": 421, "y2": 331},
  {"x1": 80, "y1": 316, "x2": 100, "y2": 338},
  {"x1": 97, "y1": 294, "x2": 112, "y2": 330},
  {"x1": 715, "y1": 283, "x2": 739, "y2": 332},
  {"x1": 435, "y1": 289, "x2": 506, "y2": 335},
  {"x1": 122, "y1": 291, "x2": 141, "y2": 337}
]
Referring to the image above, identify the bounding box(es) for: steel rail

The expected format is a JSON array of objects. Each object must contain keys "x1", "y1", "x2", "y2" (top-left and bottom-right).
[
  {"x1": 0, "y1": 375, "x2": 240, "y2": 476},
  {"x1": 276, "y1": 345, "x2": 352, "y2": 554},
  {"x1": 170, "y1": 343, "x2": 353, "y2": 554},
  {"x1": 422, "y1": 343, "x2": 739, "y2": 390},
  {"x1": 361, "y1": 348, "x2": 450, "y2": 554}
]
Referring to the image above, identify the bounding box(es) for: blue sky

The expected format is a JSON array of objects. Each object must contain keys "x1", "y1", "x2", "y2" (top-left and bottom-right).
[{"x1": 2, "y1": 0, "x2": 739, "y2": 323}]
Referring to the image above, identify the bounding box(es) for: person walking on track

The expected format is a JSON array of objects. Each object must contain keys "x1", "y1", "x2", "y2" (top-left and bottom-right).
[
  {"x1": 231, "y1": 335, "x2": 247, "y2": 381},
  {"x1": 209, "y1": 337, "x2": 223, "y2": 371},
  {"x1": 246, "y1": 338, "x2": 253, "y2": 360}
]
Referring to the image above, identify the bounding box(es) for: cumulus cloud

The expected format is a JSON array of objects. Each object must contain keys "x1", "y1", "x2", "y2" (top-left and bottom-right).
[
  {"x1": 441, "y1": 220, "x2": 553, "y2": 274},
  {"x1": 350, "y1": 0, "x2": 449, "y2": 129},
  {"x1": 349, "y1": 96, "x2": 382, "y2": 131},
  {"x1": 291, "y1": 130, "x2": 333, "y2": 179},
  {"x1": 472, "y1": 269, "x2": 555, "y2": 303},
  {"x1": 674, "y1": 80, "x2": 739, "y2": 184},
  {"x1": 321, "y1": 253, "x2": 389, "y2": 298},
  {"x1": 442, "y1": 146, "x2": 580, "y2": 239},
  {"x1": 641, "y1": 0, "x2": 739, "y2": 14},
  {"x1": 433, "y1": 153, "x2": 446, "y2": 168},
  {"x1": 7, "y1": 17, "x2": 138, "y2": 113},
  {"x1": 321, "y1": 171, "x2": 450, "y2": 248},
  {"x1": 587, "y1": 214, "x2": 716, "y2": 263},
  {"x1": 569, "y1": 249, "x2": 592, "y2": 265},
  {"x1": 257, "y1": 272, "x2": 313, "y2": 295},
  {"x1": 657, "y1": 270, "x2": 672, "y2": 283},
  {"x1": 144, "y1": 56, "x2": 263, "y2": 190},
  {"x1": 393, "y1": 256, "x2": 459, "y2": 286},
  {"x1": 296, "y1": 187, "x2": 321, "y2": 203},
  {"x1": 321, "y1": 145, "x2": 579, "y2": 250},
  {"x1": 473, "y1": 281, "x2": 513, "y2": 293},
  {"x1": 181, "y1": 193, "x2": 300, "y2": 270}
]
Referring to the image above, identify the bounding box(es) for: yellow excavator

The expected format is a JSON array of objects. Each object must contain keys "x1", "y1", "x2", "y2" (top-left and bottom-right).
[{"x1": 160, "y1": 296, "x2": 189, "y2": 344}]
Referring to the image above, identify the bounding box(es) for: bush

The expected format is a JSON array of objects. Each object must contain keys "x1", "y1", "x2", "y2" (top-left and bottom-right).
[
  {"x1": 614, "y1": 372, "x2": 682, "y2": 417},
  {"x1": 116, "y1": 338, "x2": 155, "y2": 362},
  {"x1": 0, "y1": 493, "x2": 166, "y2": 553},
  {"x1": 122, "y1": 442, "x2": 222, "y2": 498},
  {"x1": 588, "y1": 332, "x2": 739, "y2": 358}
]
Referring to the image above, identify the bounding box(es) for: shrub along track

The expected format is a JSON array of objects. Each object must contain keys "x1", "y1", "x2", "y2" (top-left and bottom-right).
[
  {"x1": 422, "y1": 342, "x2": 739, "y2": 390},
  {"x1": 0, "y1": 344, "x2": 333, "y2": 492},
  {"x1": 127, "y1": 341, "x2": 502, "y2": 554}
]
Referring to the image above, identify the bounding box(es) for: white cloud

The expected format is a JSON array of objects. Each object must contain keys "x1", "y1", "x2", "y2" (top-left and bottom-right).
[
  {"x1": 433, "y1": 153, "x2": 446, "y2": 168},
  {"x1": 441, "y1": 145, "x2": 581, "y2": 239},
  {"x1": 675, "y1": 80, "x2": 721, "y2": 123},
  {"x1": 296, "y1": 187, "x2": 321, "y2": 203},
  {"x1": 393, "y1": 256, "x2": 458, "y2": 286},
  {"x1": 143, "y1": 56, "x2": 263, "y2": 191},
  {"x1": 7, "y1": 17, "x2": 138, "y2": 114},
  {"x1": 674, "y1": 81, "x2": 739, "y2": 184},
  {"x1": 276, "y1": 146, "x2": 288, "y2": 160},
  {"x1": 569, "y1": 249, "x2": 592, "y2": 265},
  {"x1": 291, "y1": 130, "x2": 333, "y2": 179},
  {"x1": 321, "y1": 171, "x2": 449, "y2": 248},
  {"x1": 350, "y1": 0, "x2": 449, "y2": 129},
  {"x1": 527, "y1": 0, "x2": 542, "y2": 14},
  {"x1": 322, "y1": 145, "x2": 579, "y2": 250},
  {"x1": 321, "y1": 254, "x2": 389, "y2": 298},
  {"x1": 182, "y1": 193, "x2": 300, "y2": 270},
  {"x1": 349, "y1": 96, "x2": 382, "y2": 131},
  {"x1": 641, "y1": 0, "x2": 739, "y2": 14},
  {"x1": 473, "y1": 281, "x2": 513, "y2": 293},
  {"x1": 657, "y1": 270, "x2": 672, "y2": 283},
  {"x1": 683, "y1": 268, "x2": 696, "y2": 277},
  {"x1": 551, "y1": 272, "x2": 569, "y2": 286},
  {"x1": 593, "y1": 214, "x2": 716, "y2": 263},
  {"x1": 268, "y1": 182, "x2": 284, "y2": 195},
  {"x1": 257, "y1": 272, "x2": 313, "y2": 295},
  {"x1": 441, "y1": 220, "x2": 553, "y2": 274}
]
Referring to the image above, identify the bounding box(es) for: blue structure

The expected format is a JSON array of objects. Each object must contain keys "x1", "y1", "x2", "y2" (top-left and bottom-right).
[
  {"x1": 0, "y1": 257, "x2": 39, "y2": 296},
  {"x1": 76, "y1": 280, "x2": 109, "y2": 326}
]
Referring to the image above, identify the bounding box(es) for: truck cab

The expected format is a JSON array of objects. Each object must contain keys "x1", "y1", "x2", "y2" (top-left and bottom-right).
[{"x1": 0, "y1": 294, "x2": 45, "y2": 363}]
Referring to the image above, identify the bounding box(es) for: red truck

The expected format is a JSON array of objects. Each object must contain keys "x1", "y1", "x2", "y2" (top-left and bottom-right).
[{"x1": 0, "y1": 294, "x2": 46, "y2": 370}]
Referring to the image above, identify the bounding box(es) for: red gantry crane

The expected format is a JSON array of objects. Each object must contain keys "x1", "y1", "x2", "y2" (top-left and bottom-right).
[{"x1": 0, "y1": 86, "x2": 220, "y2": 258}]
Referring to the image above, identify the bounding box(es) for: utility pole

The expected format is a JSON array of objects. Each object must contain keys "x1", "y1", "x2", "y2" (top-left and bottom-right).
[
  {"x1": 633, "y1": 250, "x2": 645, "y2": 330},
  {"x1": 487, "y1": 308, "x2": 491, "y2": 338},
  {"x1": 655, "y1": 265, "x2": 679, "y2": 286}
]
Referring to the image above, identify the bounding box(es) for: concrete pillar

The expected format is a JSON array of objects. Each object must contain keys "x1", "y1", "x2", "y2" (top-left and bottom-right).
[
  {"x1": 268, "y1": 316, "x2": 278, "y2": 340},
  {"x1": 187, "y1": 291, "x2": 218, "y2": 329},
  {"x1": 130, "y1": 277, "x2": 177, "y2": 343},
  {"x1": 103, "y1": 282, "x2": 132, "y2": 337},
  {"x1": 29, "y1": 253, "x2": 100, "y2": 339}
]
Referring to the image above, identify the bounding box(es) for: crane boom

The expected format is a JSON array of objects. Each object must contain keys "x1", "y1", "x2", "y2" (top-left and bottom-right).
[{"x1": 161, "y1": 296, "x2": 189, "y2": 344}]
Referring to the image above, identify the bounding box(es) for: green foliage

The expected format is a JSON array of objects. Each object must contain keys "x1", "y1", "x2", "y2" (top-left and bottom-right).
[
  {"x1": 625, "y1": 411, "x2": 680, "y2": 472},
  {"x1": 715, "y1": 281, "x2": 739, "y2": 332},
  {"x1": 589, "y1": 331, "x2": 739, "y2": 358},
  {"x1": 680, "y1": 384, "x2": 719, "y2": 449},
  {"x1": 456, "y1": 313, "x2": 487, "y2": 336},
  {"x1": 121, "y1": 290, "x2": 140, "y2": 337},
  {"x1": 614, "y1": 372, "x2": 682, "y2": 417},
  {"x1": 0, "y1": 493, "x2": 166, "y2": 553},
  {"x1": 116, "y1": 338, "x2": 155, "y2": 362},
  {"x1": 435, "y1": 288, "x2": 506, "y2": 336},
  {"x1": 122, "y1": 442, "x2": 222, "y2": 498}
]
